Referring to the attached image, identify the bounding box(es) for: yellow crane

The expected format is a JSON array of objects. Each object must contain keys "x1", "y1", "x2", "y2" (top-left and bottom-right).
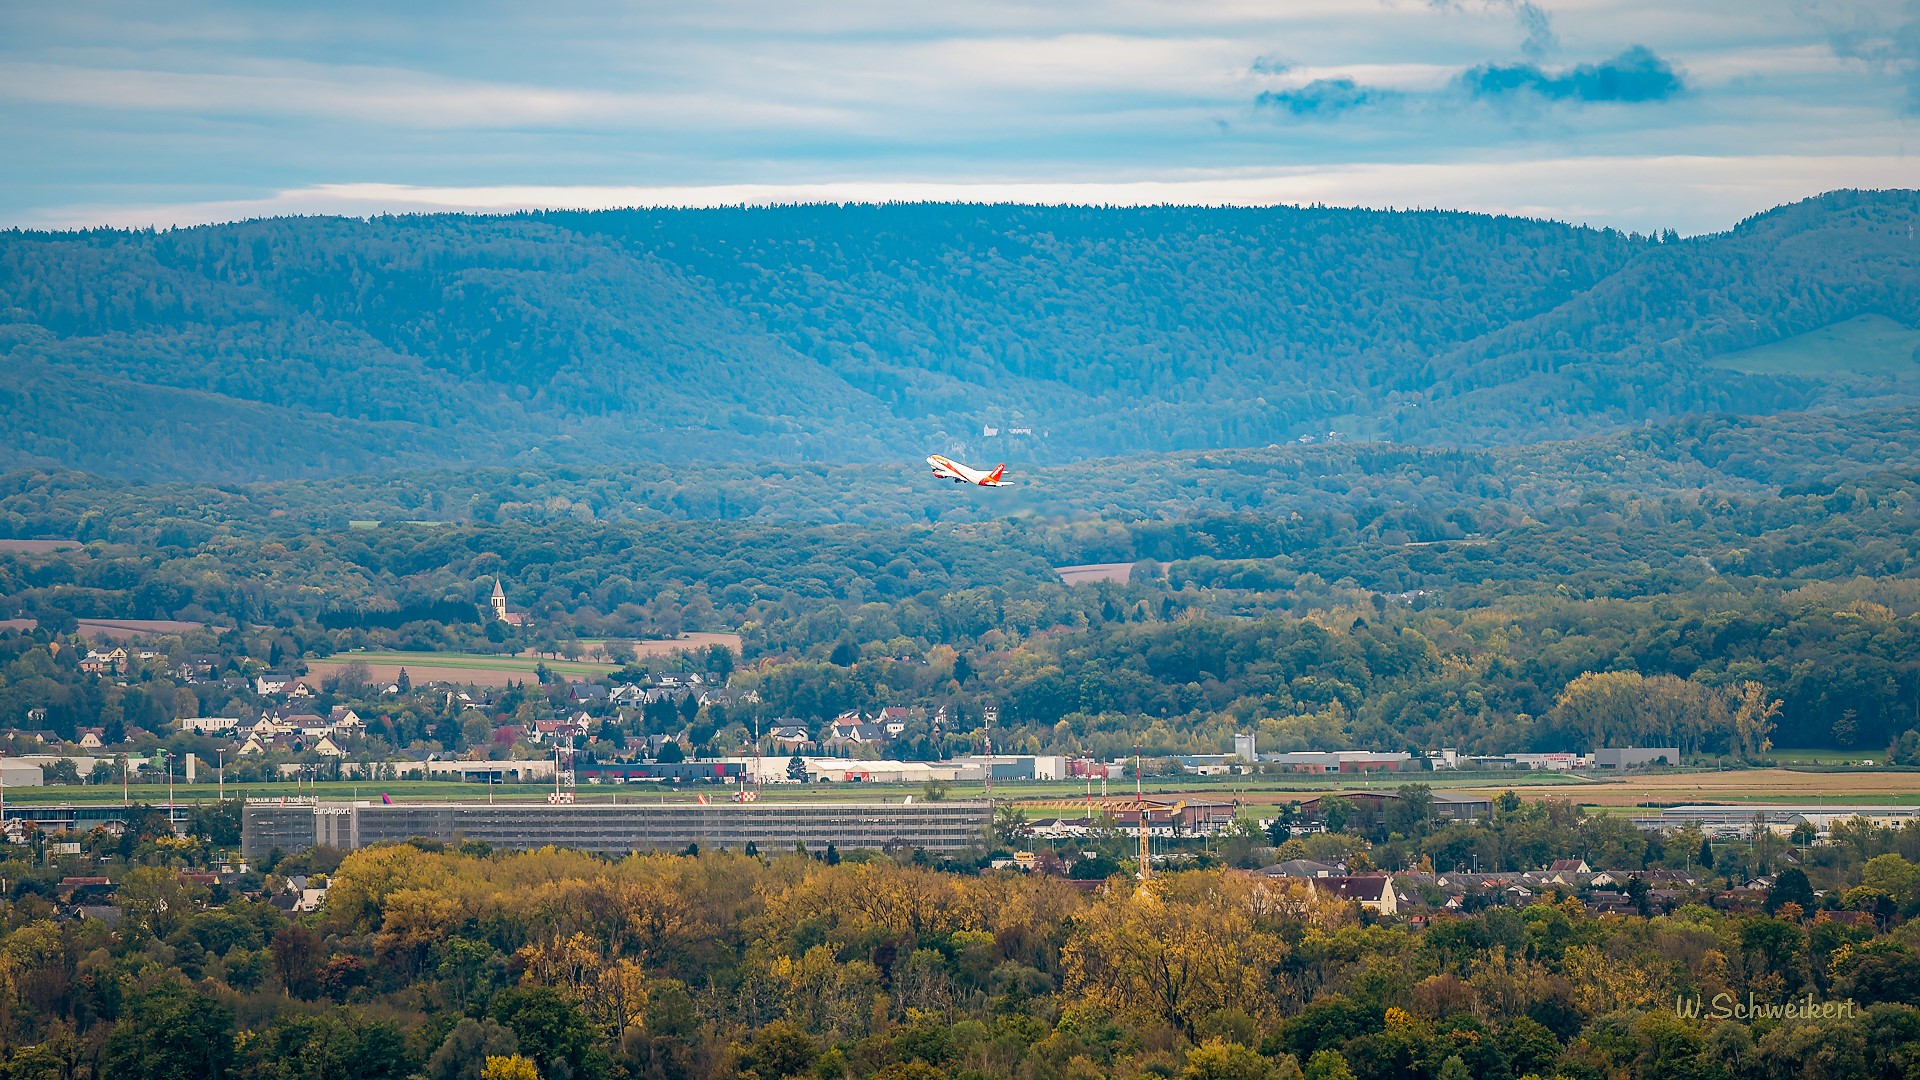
[{"x1": 1018, "y1": 797, "x2": 1187, "y2": 880}]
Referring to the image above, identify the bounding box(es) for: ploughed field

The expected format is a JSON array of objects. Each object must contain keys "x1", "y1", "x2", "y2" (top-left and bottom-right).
[{"x1": 296, "y1": 634, "x2": 739, "y2": 687}]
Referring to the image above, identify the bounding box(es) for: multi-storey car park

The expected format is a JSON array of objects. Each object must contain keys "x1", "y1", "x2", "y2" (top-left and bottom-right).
[{"x1": 240, "y1": 798, "x2": 995, "y2": 859}]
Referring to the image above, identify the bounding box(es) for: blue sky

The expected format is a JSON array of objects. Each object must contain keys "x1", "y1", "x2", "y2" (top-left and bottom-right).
[{"x1": 2, "y1": 0, "x2": 1916, "y2": 233}]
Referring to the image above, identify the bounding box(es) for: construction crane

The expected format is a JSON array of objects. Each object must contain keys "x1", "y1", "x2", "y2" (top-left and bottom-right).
[{"x1": 1019, "y1": 797, "x2": 1187, "y2": 880}]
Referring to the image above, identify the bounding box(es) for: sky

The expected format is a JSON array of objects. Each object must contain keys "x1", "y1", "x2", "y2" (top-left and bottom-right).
[{"x1": 2, "y1": 0, "x2": 1917, "y2": 235}]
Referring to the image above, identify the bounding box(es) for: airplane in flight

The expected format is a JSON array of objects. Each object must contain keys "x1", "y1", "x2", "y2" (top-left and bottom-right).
[{"x1": 926, "y1": 454, "x2": 1014, "y2": 487}]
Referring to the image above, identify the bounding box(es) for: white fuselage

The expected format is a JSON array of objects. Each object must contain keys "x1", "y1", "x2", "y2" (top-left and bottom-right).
[{"x1": 926, "y1": 454, "x2": 1011, "y2": 486}]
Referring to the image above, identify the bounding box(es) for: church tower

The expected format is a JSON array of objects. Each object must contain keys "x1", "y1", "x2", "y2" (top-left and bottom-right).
[{"x1": 490, "y1": 580, "x2": 509, "y2": 622}]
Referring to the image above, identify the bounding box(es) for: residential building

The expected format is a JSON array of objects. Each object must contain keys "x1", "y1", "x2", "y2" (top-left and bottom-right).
[
  {"x1": 1309, "y1": 875, "x2": 1399, "y2": 916},
  {"x1": 766, "y1": 724, "x2": 811, "y2": 750}
]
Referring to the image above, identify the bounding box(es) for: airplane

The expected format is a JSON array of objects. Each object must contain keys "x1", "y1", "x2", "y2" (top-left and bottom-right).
[{"x1": 926, "y1": 454, "x2": 1014, "y2": 487}]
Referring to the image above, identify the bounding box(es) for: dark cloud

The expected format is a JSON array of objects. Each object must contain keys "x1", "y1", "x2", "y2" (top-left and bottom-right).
[
  {"x1": 1513, "y1": 1, "x2": 1557, "y2": 59},
  {"x1": 1255, "y1": 78, "x2": 1390, "y2": 117},
  {"x1": 1426, "y1": 0, "x2": 1558, "y2": 59},
  {"x1": 1462, "y1": 45, "x2": 1684, "y2": 104},
  {"x1": 1820, "y1": 1, "x2": 1920, "y2": 114}
]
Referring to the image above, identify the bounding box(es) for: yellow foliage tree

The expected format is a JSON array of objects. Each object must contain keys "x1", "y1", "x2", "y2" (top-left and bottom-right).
[
  {"x1": 1063, "y1": 870, "x2": 1287, "y2": 1038},
  {"x1": 480, "y1": 1055, "x2": 541, "y2": 1080}
]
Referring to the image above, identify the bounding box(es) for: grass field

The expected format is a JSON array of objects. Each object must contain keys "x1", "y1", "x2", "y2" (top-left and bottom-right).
[
  {"x1": 23, "y1": 768, "x2": 1920, "y2": 813},
  {"x1": 1768, "y1": 748, "x2": 1885, "y2": 766},
  {"x1": 2, "y1": 780, "x2": 562, "y2": 806},
  {"x1": 301, "y1": 635, "x2": 739, "y2": 688},
  {"x1": 1711, "y1": 314, "x2": 1920, "y2": 376},
  {"x1": 301, "y1": 651, "x2": 618, "y2": 688},
  {"x1": 4, "y1": 772, "x2": 1583, "y2": 809}
]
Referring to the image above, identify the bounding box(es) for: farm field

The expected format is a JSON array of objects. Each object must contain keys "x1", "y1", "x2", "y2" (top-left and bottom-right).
[
  {"x1": 1476, "y1": 767, "x2": 1920, "y2": 807},
  {"x1": 0, "y1": 617, "x2": 210, "y2": 639},
  {"x1": 514, "y1": 631, "x2": 740, "y2": 662},
  {"x1": 0, "y1": 539, "x2": 81, "y2": 553},
  {"x1": 1056, "y1": 562, "x2": 1134, "y2": 585}
]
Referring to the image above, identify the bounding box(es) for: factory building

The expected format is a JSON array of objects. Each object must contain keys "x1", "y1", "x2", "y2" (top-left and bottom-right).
[{"x1": 241, "y1": 799, "x2": 994, "y2": 858}]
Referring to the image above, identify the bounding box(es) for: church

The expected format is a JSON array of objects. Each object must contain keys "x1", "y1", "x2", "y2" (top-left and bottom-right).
[{"x1": 489, "y1": 581, "x2": 528, "y2": 627}]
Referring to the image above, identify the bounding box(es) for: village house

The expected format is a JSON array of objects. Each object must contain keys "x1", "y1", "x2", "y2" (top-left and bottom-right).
[
  {"x1": 171, "y1": 655, "x2": 219, "y2": 682},
  {"x1": 238, "y1": 731, "x2": 312, "y2": 756},
  {"x1": 80, "y1": 647, "x2": 128, "y2": 675},
  {"x1": 766, "y1": 723, "x2": 811, "y2": 750},
  {"x1": 827, "y1": 712, "x2": 889, "y2": 744},
  {"x1": 875, "y1": 706, "x2": 912, "y2": 738},
  {"x1": 1308, "y1": 875, "x2": 1400, "y2": 916},
  {"x1": 569, "y1": 683, "x2": 610, "y2": 706}
]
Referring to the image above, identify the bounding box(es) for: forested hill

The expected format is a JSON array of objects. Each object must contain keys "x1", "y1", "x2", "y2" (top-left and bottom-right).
[{"x1": 2, "y1": 189, "x2": 1916, "y2": 481}]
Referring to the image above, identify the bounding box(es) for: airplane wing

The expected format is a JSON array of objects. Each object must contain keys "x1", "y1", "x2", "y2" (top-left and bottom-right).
[{"x1": 927, "y1": 455, "x2": 986, "y2": 484}]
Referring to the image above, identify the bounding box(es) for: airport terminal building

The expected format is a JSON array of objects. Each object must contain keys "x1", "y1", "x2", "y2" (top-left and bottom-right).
[{"x1": 241, "y1": 798, "x2": 994, "y2": 858}]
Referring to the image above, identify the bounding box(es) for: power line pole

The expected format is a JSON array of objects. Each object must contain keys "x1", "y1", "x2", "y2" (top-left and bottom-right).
[{"x1": 982, "y1": 705, "x2": 996, "y2": 800}]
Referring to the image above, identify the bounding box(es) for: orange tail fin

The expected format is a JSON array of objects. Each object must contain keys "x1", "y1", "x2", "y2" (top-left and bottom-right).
[{"x1": 985, "y1": 464, "x2": 1006, "y2": 484}]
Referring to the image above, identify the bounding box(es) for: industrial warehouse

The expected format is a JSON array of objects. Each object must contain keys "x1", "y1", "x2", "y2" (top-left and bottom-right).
[{"x1": 239, "y1": 798, "x2": 996, "y2": 858}]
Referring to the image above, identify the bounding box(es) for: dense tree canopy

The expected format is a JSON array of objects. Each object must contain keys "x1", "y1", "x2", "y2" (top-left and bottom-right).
[{"x1": 1, "y1": 191, "x2": 1915, "y2": 480}]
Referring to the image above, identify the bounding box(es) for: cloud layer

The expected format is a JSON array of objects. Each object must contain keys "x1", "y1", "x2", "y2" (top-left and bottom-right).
[{"x1": 0, "y1": 0, "x2": 1912, "y2": 235}]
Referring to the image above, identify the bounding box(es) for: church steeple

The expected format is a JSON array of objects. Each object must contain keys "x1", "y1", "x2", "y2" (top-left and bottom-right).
[{"x1": 490, "y1": 580, "x2": 509, "y2": 622}]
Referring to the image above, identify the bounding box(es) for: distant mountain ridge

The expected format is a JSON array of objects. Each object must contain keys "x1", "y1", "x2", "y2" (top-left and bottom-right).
[{"x1": 1, "y1": 190, "x2": 1915, "y2": 481}]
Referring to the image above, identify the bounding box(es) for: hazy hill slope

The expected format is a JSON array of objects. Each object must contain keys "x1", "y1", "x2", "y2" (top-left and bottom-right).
[
  {"x1": 0, "y1": 192, "x2": 1915, "y2": 480},
  {"x1": 6, "y1": 406, "x2": 1918, "y2": 542},
  {"x1": 1411, "y1": 189, "x2": 1920, "y2": 443}
]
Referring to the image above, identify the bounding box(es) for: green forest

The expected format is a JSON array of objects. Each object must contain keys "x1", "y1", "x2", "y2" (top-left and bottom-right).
[
  {"x1": 5, "y1": 405, "x2": 1920, "y2": 753},
  {"x1": 1, "y1": 190, "x2": 1916, "y2": 481}
]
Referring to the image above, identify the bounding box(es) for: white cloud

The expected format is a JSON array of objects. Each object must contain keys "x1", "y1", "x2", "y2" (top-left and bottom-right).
[{"x1": 0, "y1": 60, "x2": 850, "y2": 130}]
